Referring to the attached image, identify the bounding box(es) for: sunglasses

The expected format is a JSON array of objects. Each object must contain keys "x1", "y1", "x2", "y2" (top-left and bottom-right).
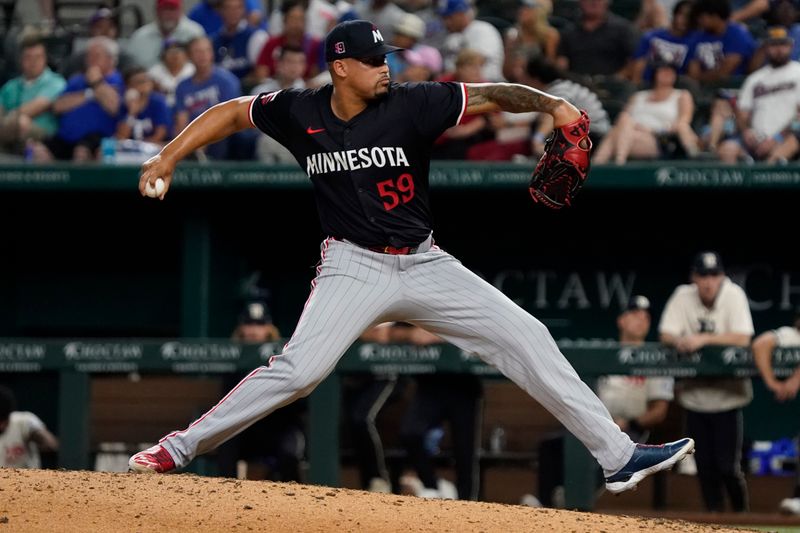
[{"x1": 356, "y1": 55, "x2": 387, "y2": 68}]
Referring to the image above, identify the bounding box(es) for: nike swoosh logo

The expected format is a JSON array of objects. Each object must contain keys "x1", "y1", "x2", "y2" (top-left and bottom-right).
[{"x1": 307, "y1": 127, "x2": 325, "y2": 134}]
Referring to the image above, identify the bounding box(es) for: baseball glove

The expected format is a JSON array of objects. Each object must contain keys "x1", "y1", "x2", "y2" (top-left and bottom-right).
[{"x1": 529, "y1": 110, "x2": 592, "y2": 209}]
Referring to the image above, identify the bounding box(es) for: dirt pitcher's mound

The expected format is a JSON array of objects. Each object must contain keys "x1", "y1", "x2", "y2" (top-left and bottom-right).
[{"x1": 0, "y1": 469, "x2": 750, "y2": 532}]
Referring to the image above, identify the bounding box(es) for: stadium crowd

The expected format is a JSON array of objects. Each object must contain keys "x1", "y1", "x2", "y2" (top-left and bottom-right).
[{"x1": 1, "y1": 0, "x2": 800, "y2": 164}]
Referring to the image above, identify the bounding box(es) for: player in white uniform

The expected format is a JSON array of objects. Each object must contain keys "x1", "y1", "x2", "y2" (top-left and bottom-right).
[
  {"x1": 598, "y1": 295, "x2": 674, "y2": 444},
  {"x1": 0, "y1": 386, "x2": 59, "y2": 468},
  {"x1": 659, "y1": 251, "x2": 754, "y2": 512},
  {"x1": 751, "y1": 313, "x2": 800, "y2": 514},
  {"x1": 129, "y1": 19, "x2": 695, "y2": 495}
]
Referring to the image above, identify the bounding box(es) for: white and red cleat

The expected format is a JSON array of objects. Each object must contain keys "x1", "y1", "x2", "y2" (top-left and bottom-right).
[{"x1": 128, "y1": 445, "x2": 176, "y2": 474}]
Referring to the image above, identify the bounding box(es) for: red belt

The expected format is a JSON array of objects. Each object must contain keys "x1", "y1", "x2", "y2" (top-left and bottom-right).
[{"x1": 367, "y1": 244, "x2": 417, "y2": 255}]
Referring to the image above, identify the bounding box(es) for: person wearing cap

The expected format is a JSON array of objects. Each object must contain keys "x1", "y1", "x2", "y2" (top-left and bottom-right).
[
  {"x1": 686, "y1": 0, "x2": 756, "y2": 84},
  {"x1": 386, "y1": 13, "x2": 442, "y2": 81},
  {"x1": 438, "y1": 0, "x2": 504, "y2": 81},
  {"x1": 126, "y1": 0, "x2": 206, "y2": 70},
  {"x1": 132, "y1": 20, "x2": 696, "y2": 498},
  {"x1": 533, "y1": 295, "x2": 674, "y2": 508},
  {"x1": 715, "y1": 25, "x2": 800, "y2": 164},
  {"x1": 659, "y1": 251, "x2": 754, "y2": 512},
  {"x1": 351, "y1": 0, "x2": 409, "y2": 44},
  {"x1": 751, "y1": 313, "x2": 800, "y2": 515}
]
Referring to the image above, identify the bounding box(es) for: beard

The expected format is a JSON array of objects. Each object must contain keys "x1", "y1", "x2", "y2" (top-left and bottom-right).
[{"x1": 769, "y1": 55, "x2": 791, "y2": 67}]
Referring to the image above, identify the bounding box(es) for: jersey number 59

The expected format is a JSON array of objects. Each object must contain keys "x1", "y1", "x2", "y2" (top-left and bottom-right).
[{"x1": 377, "y1": 174, "x2": 415, "y2": 211}]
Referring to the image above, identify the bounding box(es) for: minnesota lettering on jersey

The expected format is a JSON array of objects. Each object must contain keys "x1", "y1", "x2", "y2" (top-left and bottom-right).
[{"x1": 306, "y1": 147, "x2": 410, "y2": 176}]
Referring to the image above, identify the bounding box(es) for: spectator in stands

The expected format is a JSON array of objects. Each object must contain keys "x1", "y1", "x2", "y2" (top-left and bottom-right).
[
  {"x1": 533, "y1": 295, "x2": 674, "y2": 508},
  {"x1": 212, "y1": 0, "x2": 269, "y2": 86},
  {"x1": 252, "y1": 46, "x2": 307, "y2": 164},
  {"x1": 0, "y1": 385, "x2": 59, "y2": 468},
  {"x1": 634, "y1": 0, "x2": 669, "y2": 32},
  {"x1": 62, "y1": 7, "x2": 137, "y2": 79},
  {"x1": 752, "y1": 313, "x2": 800, "y2": 515},
  {"x1": 116, "y1": 67, "x2": 171, "y2": 144},
  {"x1": 555, "y1": 0, "x2": 637, "y2": 78},
  {"x1": 126, "y1": 0, "x2": 206, "y2": 69},
  {"x1": 630, "y1": 0, "x2": 696, "y2": 84},
  {"x1": 31, "y1": 37, "x2": 124, "y2": 162},
  {"x1": 255, "y1": 0, "x2": 324, "y2": 81},
  {"x1": 387, "y1": 13, "x2": 442, "y2": 81},
  {"x1": 148, "y1": 40, "x2": 196, "y2": 110},
  {"x1": 396, "y1": 48, "x2": 443, "y2": 82},
  {"x1": 525, "y1": 56, "x2": 610, "y2": 156},
  {"x1": 0, "y1": 37, "x2": 65, "y2": 155},
  {"x1": 594, "y1": 61, "x2": 698, "y2": 164},
  {"x1": 267, "y1": 0, "x2": 339, "y2": 40},
  {"x1": 686, "y1": 0, "x2": 756, "y2": 84},
  {"x1": 432, "y1": 49, "x2": 492, "y2": 159},
  {"x1": 438, "y1": 0, "x2": 505, "y2": 81},
  {"x1": 352, "y1": 0, "x2": 409, "y2": 43},
  {"x1": 659, "y1": 251, "x2": 753, "y2": 513},
  {"x1": 715, "y1": 26, "x2": 800, "y2": 163},
  {"x1": 502, "y1": 0, "x2": 560, "y2": 84},
  {"x1": 251, "y1": 46, "x2": 308, "y2": 94},
  {"x1": 189, "y1": 0, "x2": 265, "y2": 35},
  {"x1": 769, "y1": 0, "x2": 800, "y2": 61},
  {"x1": 175, "y1": 36, "x2": 252, "y2": 160}
]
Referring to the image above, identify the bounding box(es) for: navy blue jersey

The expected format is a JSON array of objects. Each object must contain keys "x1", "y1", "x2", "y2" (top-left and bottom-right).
[{"x1": 249, "y1": 82, "x2": 467, "y2": 247}]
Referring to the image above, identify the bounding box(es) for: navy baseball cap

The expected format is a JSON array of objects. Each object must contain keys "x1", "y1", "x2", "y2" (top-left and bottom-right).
[
  {"x1": 324, "y1": 20, "x2": 403, "y2": 62},
  {"x1": 626, "y1": 295, "x2": 651, "y2": 312},
  {"x1": 238, "y1": 300, "x2": 272, "y2": 325},
  {"x1": 691, "y1": 251, "x2": 724, "y2": 275}
]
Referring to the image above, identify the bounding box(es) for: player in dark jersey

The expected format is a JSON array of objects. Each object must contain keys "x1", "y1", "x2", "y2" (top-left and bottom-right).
[{"x1": 131, "y1": 20, "x2": 694, "y2": 496}]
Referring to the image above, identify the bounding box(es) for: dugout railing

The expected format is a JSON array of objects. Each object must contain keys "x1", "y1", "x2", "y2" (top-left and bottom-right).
[{"x1": 0, "y1": 339, "x2": 797, "y2": 510}]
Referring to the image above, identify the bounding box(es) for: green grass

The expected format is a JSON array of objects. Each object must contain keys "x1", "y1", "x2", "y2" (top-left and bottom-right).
[{"x1": 741, "y1": 527, "x2": 800, "y2": 533}]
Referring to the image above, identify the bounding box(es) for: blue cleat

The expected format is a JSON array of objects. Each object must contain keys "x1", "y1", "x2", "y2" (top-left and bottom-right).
[{"x1": 605, "y1": 438, "x2": 695, "y2": 494}]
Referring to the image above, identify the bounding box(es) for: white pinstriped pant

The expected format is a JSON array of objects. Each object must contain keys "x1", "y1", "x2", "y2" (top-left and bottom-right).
[{"x1": 160, "y1": 237, "x2": 636, "y2": 474}]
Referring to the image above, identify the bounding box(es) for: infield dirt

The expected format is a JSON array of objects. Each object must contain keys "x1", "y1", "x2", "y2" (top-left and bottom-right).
[{"x1": 0, "y1": 468, "x2": 753, "y2": 532}]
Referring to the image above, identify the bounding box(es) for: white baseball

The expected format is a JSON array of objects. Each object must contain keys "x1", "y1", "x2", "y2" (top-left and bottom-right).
[{"x1": 145, "y1": 178, "x2": 166, "y2": 198}]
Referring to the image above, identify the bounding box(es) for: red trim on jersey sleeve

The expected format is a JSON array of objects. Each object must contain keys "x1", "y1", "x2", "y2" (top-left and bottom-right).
[
  {"x1": 247, "y1": 95, "x2": 257, "y2": 127},
  {"x1": 456, "y1": 83, "x2": 468, "y2": 126}
]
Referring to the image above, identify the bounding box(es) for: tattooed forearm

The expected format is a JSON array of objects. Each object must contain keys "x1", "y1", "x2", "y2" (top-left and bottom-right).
[{"x1": 465, "y1": 83, "x2": 563, "y2": 114}]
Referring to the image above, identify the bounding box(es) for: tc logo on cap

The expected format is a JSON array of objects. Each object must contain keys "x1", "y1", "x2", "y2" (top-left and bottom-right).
[{"x1": 334, "y1": 42, "x2": 345, "y2": 54}]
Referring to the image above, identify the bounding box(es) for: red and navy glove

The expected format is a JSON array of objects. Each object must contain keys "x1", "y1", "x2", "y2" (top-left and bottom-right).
[{"x1": 529, "y1": 110, "x2": 592, "y2": 209}]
